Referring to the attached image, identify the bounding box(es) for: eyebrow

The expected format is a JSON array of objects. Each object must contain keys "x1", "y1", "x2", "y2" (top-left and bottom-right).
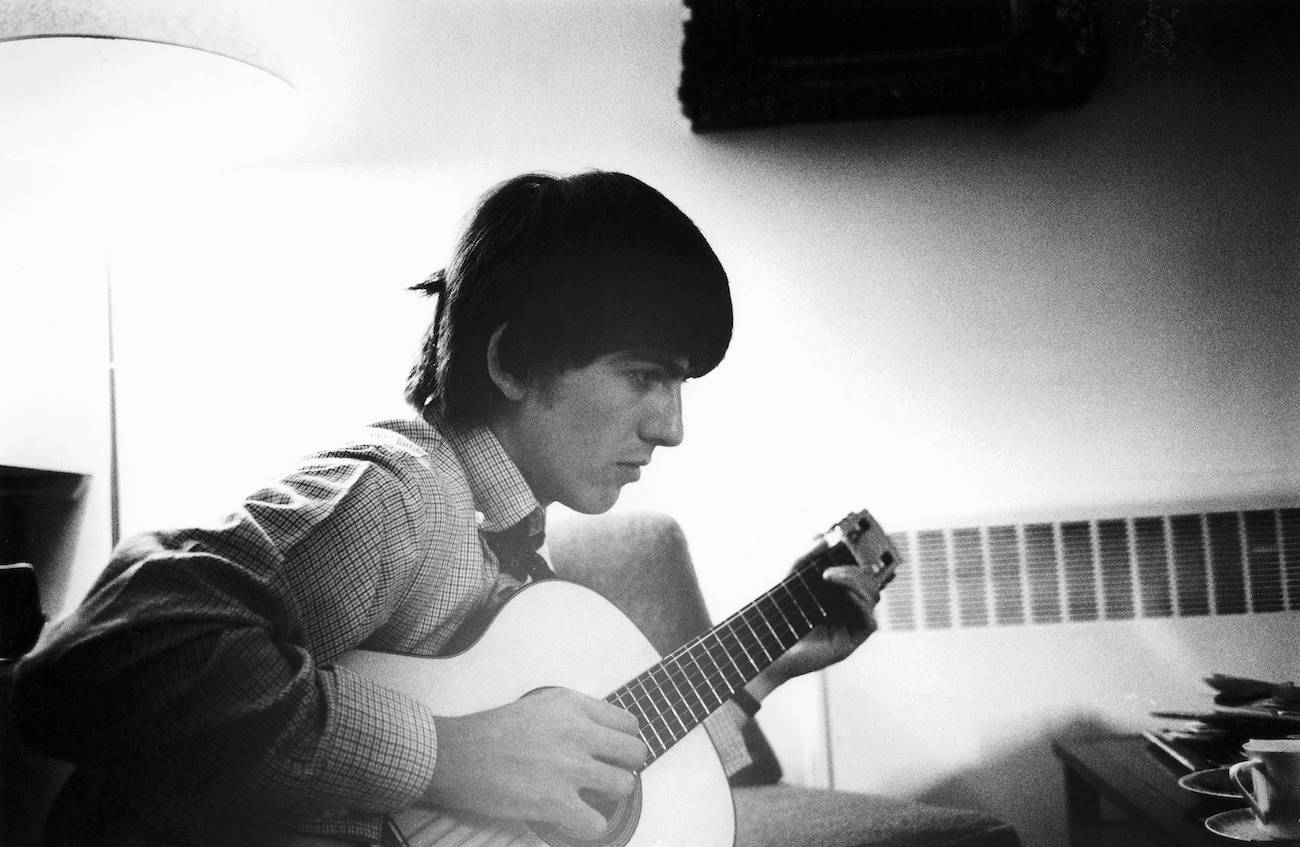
[{"x1": 621, "y1": 350, "x2": 691, "y2": 380}]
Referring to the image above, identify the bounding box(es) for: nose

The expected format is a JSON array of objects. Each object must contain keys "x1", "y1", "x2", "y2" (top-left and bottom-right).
[{"x1": 640, "y1": 381, "x2": 684, "y2": 448}]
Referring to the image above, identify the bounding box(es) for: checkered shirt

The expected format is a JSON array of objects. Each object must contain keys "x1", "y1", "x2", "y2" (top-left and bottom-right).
[{"x1": 15, "y1": 414, "x2": 751, "y2": 846}]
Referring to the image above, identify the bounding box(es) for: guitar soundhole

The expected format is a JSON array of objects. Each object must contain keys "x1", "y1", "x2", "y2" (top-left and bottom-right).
[{"x1": 530, "y1": 774, "x2": 642, "y2": 847}]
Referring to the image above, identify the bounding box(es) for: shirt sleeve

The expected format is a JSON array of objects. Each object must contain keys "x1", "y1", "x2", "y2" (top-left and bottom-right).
[{"x1": 13, "y1": 450, "x2": 445, "y2": 829}]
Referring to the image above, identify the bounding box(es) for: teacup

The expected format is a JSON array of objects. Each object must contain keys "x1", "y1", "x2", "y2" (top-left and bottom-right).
[{"x1": 1229, "y1": 738, "x2": 1300, "y2": 839}]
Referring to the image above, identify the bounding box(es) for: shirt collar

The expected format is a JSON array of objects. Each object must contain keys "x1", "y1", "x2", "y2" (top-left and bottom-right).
[{"x1": 426, "y1": 409, "x2": 543, "y2": 534}]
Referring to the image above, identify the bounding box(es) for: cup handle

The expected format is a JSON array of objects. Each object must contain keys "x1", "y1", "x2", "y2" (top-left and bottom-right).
[{"x1": 1229, "y1": 760, "x2": 1264, "y2": 819}]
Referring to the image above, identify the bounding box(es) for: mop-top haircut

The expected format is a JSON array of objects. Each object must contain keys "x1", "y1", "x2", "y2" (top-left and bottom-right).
[{"x1": 406, "y1": 170, "x2": 734, "y2": 425}]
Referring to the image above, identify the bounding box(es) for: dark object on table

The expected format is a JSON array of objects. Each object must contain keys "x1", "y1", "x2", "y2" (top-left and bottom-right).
[
  {"x1": 1146, "y1": 672, "x2": 1300, "y2": 779},
  {"x1": 1205, "y1": 672, "x2": 1300, "y2": 708},
  {"x1": 1144, "y1": 728, "x2": 1243, "y2": 772}
]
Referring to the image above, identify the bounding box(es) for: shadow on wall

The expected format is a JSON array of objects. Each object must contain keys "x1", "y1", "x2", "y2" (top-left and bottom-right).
[{"x1": 917, "y1": 714, "x2": 1119, "y2": 847}]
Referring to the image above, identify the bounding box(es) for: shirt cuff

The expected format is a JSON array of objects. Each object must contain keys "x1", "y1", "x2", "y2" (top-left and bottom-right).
[{"x1": 309, "y1": 665, "x2": 441, "y2": 812}]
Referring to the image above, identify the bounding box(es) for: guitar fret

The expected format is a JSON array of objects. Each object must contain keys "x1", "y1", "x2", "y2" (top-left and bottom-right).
[
  {"x1": 753, "y1": 600, "x2": 789, "y2": 651},
  {"x1": 603, "y1": 531, "x2": 863, "y2": 768},
  {"x1": 779, "y1": 604, "x2": 804, "y2": 640},
  {"x1": 692, "y1": 651, "x2": 724, "y2": 707},
  {"x1": 676, "y1": 655, "x2": 712, "y2": 722},
  {"x1": 781, "y1": 581, "x2": 814, "y2": 628},
  {"x1": 726, "y1": 618, "x2": 761, "y2": 676},
  {"x1": 641, "y1": 711, "x2": 667, "y2": 756},
  {"x1": 741, "y1": 614, "x2": 776, "y2": 663},
  {"x1": 628, "y1": 677, "x2": 671, "y2": 753},
  {"x1": 668, "y1": 658, "x2": 708, "y2": 726},
  {"x1": 652, "y1": 663, "x2": 694, "y2": 737},
  {"x1": 776, "y1": 613, "x2": 799, "y2": 642},
  {"x1": 643, "y1": 728, "x2": 665, "y2": 758},
  {"x1": 788, "y1": 571, "x2": 830, "y2": 627},
  {"x1": 642, "y1": 704, "x2": 678, "y2": 752},
  {"x1": 792, "y1": 576, "x2": 822, "y2": 619},
  {"x1": 664, "y1": 668, "x2": 700, "y2": 731},
  {"x1": 727, "y1": 632, "x2": 754, "y2": 679},
  {"x1": 692, "y1": 673, "x2": 716, "y2": 717},
  {"x1": 795, "y1": 568, "x2": 826, "y2": 615},
  {"x1": 709, "y1": 633, "x2": 747, "y2": 692},
  {"x1": 794, "y1": 568, "x2": 829, "y2": 617},
  {"x1": 645, "y1": 717, "x2": 671, "y2": 755},
  {"x1": 759, "y1": 589, "x2": 795, "y2": 641}
]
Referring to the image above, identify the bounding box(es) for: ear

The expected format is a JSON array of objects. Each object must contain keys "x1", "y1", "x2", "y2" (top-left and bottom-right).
[{"x1": 485, "y1": 323, "x2": 528, "y2": 402}]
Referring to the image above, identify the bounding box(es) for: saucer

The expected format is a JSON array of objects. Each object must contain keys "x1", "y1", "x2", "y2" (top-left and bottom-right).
[
  {"x1": 1205, "y1": 808, "x2": 1300, "y2": 843},
  {"x1": 1178, "y1": 766, "x2": 1238, "y2": 799}
]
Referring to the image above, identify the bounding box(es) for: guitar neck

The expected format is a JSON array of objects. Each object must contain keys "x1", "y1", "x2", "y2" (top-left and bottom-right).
[{"x1": 606, "y1": 541, "x2": 845, "y2": 765}]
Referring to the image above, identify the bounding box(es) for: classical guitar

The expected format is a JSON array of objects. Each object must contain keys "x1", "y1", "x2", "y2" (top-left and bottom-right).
[{"x1": 336, "y1": 510, "x2": 898, "y2": 847}]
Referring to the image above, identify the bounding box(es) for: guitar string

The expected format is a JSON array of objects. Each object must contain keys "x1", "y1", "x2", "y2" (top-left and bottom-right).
[
  {"x1": 656, "y1": 565, "x2": 828, "y2": 686},
  {"x1": 624, "y1": 615, "x2": 812, "y2": 754},
  {"x1": 611, "y1": 562, "x2": 837, "y2": 754},
  {"x1": 613, "y1": 591, "x2": 818, "y2": 752},
  {"x1": 619, "y1": 624, "x2": 776, "y2": 734},
  {"x1": 617, "y1": 564, "x2": 822, "y2": 717},
  {"x1": 653, "y1": 561, "x2": 828, "y2": 677},
  {"x1": 613, "y1": 530, "x2": 891, "y2": 753}
]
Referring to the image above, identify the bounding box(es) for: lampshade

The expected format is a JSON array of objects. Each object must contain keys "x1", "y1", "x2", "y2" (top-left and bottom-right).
[{"x1": 0, "y1": 0, "x2": 300, "y2": 165}]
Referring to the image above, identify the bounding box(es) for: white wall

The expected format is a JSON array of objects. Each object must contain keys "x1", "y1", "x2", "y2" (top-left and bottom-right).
[
  {"x1": 829, "y1": 612, "x2": 1300, "y2": 847},
  {"x1": 0, "y1": 163, "x2": 114, "y2": 609},
  {"x1": 24, "y1": 3, "x2": 1297, "y2": 846}
]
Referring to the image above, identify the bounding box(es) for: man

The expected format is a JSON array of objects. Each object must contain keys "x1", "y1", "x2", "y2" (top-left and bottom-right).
[{"x1": 15, "y1": 171, "x2": 892, "y2": 846}]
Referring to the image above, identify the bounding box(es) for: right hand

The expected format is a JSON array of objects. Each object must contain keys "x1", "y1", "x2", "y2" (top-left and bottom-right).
[{"x1": 424, "y1": 687, "x2": 647, "y2": 838}]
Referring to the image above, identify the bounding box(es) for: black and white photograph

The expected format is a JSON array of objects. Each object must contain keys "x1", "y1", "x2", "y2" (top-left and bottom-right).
[{"x1": 1, "y1": 2, "x2": 1296, "y2": 846}]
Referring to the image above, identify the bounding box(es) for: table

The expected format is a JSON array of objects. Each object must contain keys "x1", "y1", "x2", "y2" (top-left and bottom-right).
[{"x1": 1052, "y1": 735, "x2": 1244, "y2": 847}]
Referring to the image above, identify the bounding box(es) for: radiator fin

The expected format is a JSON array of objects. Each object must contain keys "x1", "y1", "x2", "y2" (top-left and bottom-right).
[{"x1": 876, "y1": 506, "x2": 1298, "y2": 630}]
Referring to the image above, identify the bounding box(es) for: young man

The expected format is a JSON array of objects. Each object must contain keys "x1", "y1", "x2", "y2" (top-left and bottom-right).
[{"x1": 15, "y1": 171, "x2": 892, "y2": 846}]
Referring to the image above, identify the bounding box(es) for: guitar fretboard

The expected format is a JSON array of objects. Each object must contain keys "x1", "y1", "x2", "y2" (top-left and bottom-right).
[{"x1": 605, "y1": 552, "x2": 839, "y2": 763}]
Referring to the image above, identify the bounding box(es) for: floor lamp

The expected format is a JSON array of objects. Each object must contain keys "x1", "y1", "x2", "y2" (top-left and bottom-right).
[{"x1": 0, "y1": 0, "x2": 300, "y2": 545}]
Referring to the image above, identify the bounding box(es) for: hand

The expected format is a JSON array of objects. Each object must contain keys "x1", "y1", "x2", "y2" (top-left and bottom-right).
[
  {"x1": 761, "y1": 527, "x2": 898, "y2": 690},
  {"x1": 424, "y1": 687, "x2": 647, "y2": 838}
]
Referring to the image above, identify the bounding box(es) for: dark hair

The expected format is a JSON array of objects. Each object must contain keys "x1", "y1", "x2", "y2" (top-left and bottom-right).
[{"x1": 405, "y1": 170, "x2": 733, "y2": 425}]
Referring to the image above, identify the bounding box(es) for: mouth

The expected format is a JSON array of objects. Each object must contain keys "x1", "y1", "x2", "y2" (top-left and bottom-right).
[{"x1": 615, "y1": 460, "x2": 648, "y2": 481}]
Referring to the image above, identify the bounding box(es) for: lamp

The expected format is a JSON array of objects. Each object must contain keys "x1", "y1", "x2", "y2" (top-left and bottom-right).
[{"x1": 0, "y1": 0, "x2": 299, "y2": 165}]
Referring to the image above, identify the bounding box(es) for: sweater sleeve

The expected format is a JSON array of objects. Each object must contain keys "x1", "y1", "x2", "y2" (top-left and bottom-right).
[{"x1": 13, "y1": 453, "x2": 446, "y2": 831}]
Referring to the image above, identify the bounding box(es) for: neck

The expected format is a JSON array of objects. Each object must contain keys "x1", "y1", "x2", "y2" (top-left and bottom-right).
[
  {"x1": 478, "y1": 409, "x2": 554, "y2": 501},
  {"x1": 604, "y1": 542, "x2": 838, "y2": 765}
]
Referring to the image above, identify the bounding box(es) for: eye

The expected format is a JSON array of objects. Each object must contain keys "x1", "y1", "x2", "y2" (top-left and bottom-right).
[
  {"x1": 628, "y1": 368, "x2": 662, "y2": 391},
  {"x1": 618, "y1": 355, "x2": 688, "y2": 392}
]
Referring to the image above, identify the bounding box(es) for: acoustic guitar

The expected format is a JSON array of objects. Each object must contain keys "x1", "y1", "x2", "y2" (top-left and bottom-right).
[{"x1": 337, "y1": 510, "x2": 898, "y2": 847}]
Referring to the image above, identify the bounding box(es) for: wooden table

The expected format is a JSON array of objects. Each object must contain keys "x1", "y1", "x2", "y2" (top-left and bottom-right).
[{"x1": 1052, "y1": 735, "x2": 1244, "y2": 847}]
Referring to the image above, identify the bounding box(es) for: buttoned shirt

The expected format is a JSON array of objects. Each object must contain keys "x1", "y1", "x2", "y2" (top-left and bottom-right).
[{"x1": 16, "y1": 414, "x2": 750, "y2": 846}]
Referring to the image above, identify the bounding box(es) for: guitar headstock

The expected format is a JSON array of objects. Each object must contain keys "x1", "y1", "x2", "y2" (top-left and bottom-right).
[{"x1": 820, "y1": 509, "x2": 901, "y2": 585}]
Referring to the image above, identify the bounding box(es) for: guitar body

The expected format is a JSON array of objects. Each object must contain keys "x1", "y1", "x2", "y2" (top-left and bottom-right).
[{"x1": 336, "y1": 580, "x2": 736, "y2": 847}]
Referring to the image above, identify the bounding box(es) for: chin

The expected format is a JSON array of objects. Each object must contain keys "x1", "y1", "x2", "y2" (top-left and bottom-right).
[{"x1": 563, "y1": 486, "x2": 623, "y2": 515}]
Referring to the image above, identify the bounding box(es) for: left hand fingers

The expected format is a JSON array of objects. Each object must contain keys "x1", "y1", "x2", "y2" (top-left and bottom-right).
[
  {"x1": 823, "y1": 562, "x2": 889, "y2": 602},
  {"x1": 821, "y1": 565, "x2": 885, "y2": 632}
]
